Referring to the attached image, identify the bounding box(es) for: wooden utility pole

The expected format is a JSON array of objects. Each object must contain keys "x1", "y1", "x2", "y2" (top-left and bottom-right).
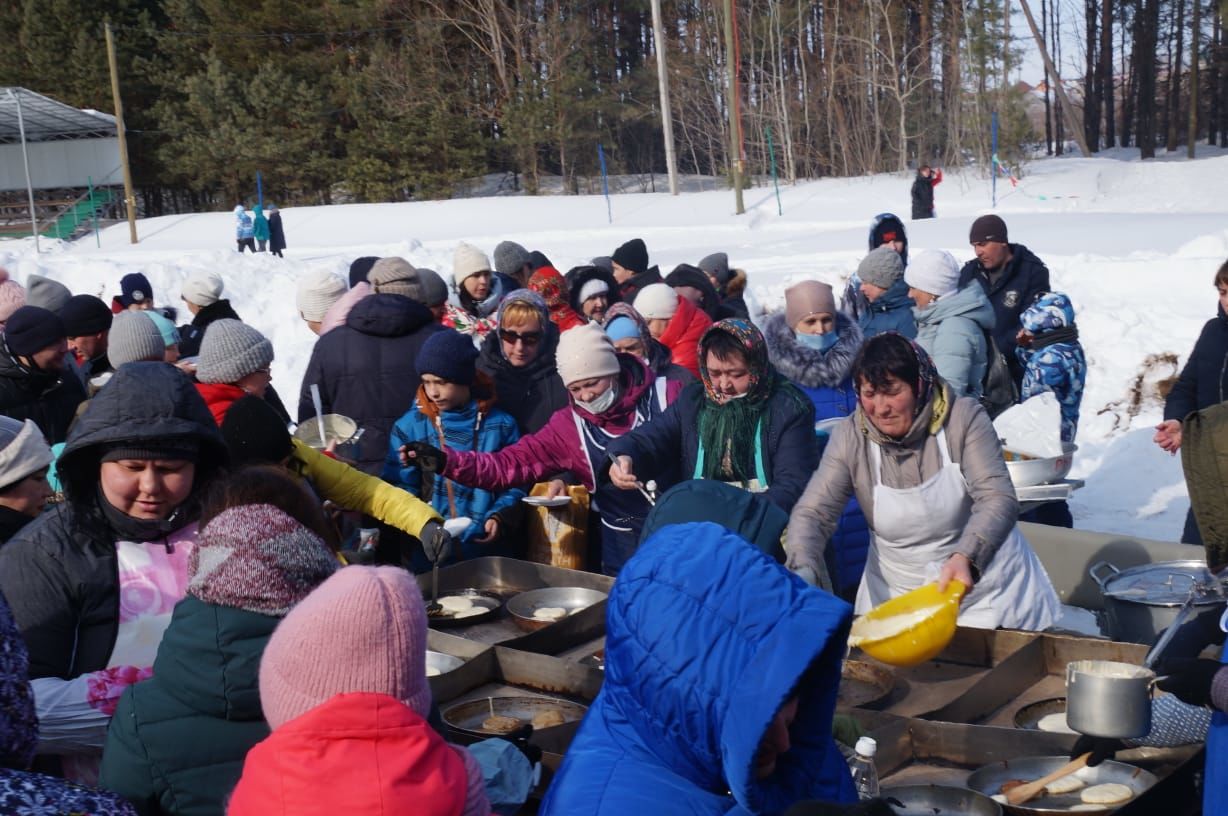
[
  {"x1": 105, "y1": 22, "x2": 138, "y2": 244},
  {"x1": 649, "y1": 0, "x2": 679, "y2": 196},
  {"x1": 1189, "y1": 0, "x2": 1200, "y2": 159},
  {"x1": 1017, "y1": 0, "x2": 1091, "y2": 156},
  {"x1": 723, "y1": 0, "x2": 744, "y2": 214}
]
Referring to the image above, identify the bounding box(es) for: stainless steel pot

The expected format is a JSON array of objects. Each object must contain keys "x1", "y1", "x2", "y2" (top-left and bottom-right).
[
  {"x1": 1065, "y1": 659, "x2": 1155, "y2": 738},
  {"x1": 1089, "y1": 559, "x2": 1225, "y2": 644}
]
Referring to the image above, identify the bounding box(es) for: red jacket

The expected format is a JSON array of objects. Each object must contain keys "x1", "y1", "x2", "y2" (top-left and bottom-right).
[
  {"x1": 227, "y1": 692, "x2": 486, "y2": 816},
  {"x1": 658, "y1": 295, "x2": 712, "y2": 378},
  {"x1": 195, "y1": 381, "x2": 246, "y2": 426}
]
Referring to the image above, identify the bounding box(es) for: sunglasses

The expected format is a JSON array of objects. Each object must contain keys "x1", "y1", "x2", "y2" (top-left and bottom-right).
[{"x1": 499, "y1": 328, "x2": 542, "y2": 346}]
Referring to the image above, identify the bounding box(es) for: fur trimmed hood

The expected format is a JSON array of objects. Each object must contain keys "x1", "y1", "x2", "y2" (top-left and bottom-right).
[{"x1": 764, "y1": 310, "x2": 863, "y2": 390}]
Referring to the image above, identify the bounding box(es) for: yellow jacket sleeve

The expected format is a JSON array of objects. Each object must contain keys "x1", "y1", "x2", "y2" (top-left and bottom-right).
[{"x1": 291, "y1": 438, "x2": 441, "y2": 537}]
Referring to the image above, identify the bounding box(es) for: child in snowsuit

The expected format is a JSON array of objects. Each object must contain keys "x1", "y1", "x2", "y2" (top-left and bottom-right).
[
  {"x1": 385, "y1": 329, "x2": 524, "y2": 571},
  {"x1": 1016, "y1": 292, "x2": 1087, "y2": 444},
  {"x1": 234, "y1": 205, "x2": 255, "y2": 253}
]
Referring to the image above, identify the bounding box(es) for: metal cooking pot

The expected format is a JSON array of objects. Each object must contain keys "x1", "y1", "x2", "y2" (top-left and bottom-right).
[
  {"x1": 1066, "y1": 659, "x2": 1156, "y2": 738},
  {"x1": 293, "y1": 413, "x2": 361, "y2": 458},
  {"x1": 883, "y1": 784, "x2": 1002, "y2": 815},
  {"x1": 1089, "y1": 559, "x2": 1225, "y2": 644}
]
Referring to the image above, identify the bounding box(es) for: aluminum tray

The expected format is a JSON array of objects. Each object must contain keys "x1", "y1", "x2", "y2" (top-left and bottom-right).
[{"x1": 414, "y1": 556, "x2": 615, "y2": 655}]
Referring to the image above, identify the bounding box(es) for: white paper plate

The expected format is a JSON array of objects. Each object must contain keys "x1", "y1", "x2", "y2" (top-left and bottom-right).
[
  {"x1": 443, "y1": 517, "x2": 473, "y2": 536},
  {"x1": 522, "y1": 495, "x2": 571, "y2": 508}
]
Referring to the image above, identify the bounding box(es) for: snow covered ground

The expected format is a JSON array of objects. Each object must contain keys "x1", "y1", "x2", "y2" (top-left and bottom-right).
[{"x1": 2, "y1": 146, "x2": 1226, "y2": 542}]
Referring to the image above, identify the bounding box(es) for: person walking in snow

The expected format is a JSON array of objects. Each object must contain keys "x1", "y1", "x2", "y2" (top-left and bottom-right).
[
  {"x1": 252, "y1": 205, "x2": 270, "y2": 252},
  {"x1": 234, "y1": 205, "x2": 255, "y2": 253},
  {"x1": 906, "y1": 250, "x2": 995, "y2": 400},
  {"x1": 910, "y1": 165, "x2": 942, "y2": 220},
  {"x1": 267, "y1": 203, "x2": 286, "y2": 257}
]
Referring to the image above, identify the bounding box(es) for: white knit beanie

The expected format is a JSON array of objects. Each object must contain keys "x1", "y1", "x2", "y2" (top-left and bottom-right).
[
  {"x1": 196, "y1": 319, "x2": 274, "y2": 384},
  {"x1": 556, "y1": 324, "x2": 620, "y2": 386},
  {"x1": 453, "y1": 242, "x2": 492, "y2": 286},
  {"x1": 180, "y1": 270, "x2": 224, "y2": 307},
  {"x1": 296, "y1": 269, "x2": 348, "y2": 322},
  {"x1": 578, "y1": 278, "x2": 609, "y2": 304},
  {"x1": 634, "y1": 283, "x2": 679, "y2": 320},
  {"x1": 904, "y1": 249, "x2": 962, "y2": 298},
  {"x1": 0, "y1": 416, "x2": 52, "y2": 490}
]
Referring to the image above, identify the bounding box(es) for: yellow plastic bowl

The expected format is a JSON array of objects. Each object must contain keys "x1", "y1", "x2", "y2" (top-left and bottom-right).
[{"x1": 848, "y1": 581, "x2": 967, "y2": 667}]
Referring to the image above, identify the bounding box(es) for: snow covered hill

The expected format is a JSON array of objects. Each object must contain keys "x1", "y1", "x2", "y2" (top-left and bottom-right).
[{"x1": 4, "y1": 147, "x2": 1227, "y2": 541}]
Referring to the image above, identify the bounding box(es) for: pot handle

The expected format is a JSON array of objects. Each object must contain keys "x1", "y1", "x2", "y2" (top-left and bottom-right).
[{"x1": 1089, "y1": 560, "x2": 1120, "y2": 590}]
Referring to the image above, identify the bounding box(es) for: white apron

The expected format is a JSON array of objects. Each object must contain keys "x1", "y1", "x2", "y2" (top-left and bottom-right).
[{"x1": 855, "y1": 429, "x2": 1060, "y2": 631}]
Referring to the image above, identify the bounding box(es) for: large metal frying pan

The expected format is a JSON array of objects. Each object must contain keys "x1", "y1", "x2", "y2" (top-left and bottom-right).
[
  {"x1": 883, "y1": 784, "x2": 1002, "y2": 815},
  {"x1": 966, "y1": 756, "x2": 1158, "y2": 815}
]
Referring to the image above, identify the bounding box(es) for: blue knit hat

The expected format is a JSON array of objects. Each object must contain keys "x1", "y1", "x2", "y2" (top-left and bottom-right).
[{"x1": 415, "y1": 329, "x2": 478, "y2": 386}]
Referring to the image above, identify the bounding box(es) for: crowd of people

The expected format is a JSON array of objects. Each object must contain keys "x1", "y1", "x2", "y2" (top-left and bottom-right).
[{"x1": 0, "y1": 212, "x2": 1218, "y2": 815}]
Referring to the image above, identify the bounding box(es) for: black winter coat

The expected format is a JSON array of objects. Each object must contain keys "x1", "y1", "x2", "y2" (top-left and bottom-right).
[
  {"x1": 617, "y1": 266, "x2": 664, "y2": 302},
  {"x1": 0, "y1": 505, "x2": 33, "y2": 544},
  {"x1": 177, "y1": 299, "x2": 242, "y2": 358},
  {"x1": 268, "y1": 211, "x2": 286, "y2": 253},
  {"x1": 911, "y1": 173, "x2": 935, "y2": 219},
  {"x1": 298, "y1": 293, "x2": 443, "y2": 473},
  {"x1": 0, "y1": 345, "x2": 86, "y2": 444},
  {"x1": 476, "y1": 323, "x2": 570, "y2": 435},
  {"x1": 1166, "y1": 305, "x2": 1228, "y2": 421},
  {"x1": 958, "y1": 242, "x2": 1051, "y2": 385},
  {"x1": 606, "y1": 380, "x2": 818, "y2": 514},
  {"x1": 0, "y1": 362, "x2": 227, "y2": 680}
]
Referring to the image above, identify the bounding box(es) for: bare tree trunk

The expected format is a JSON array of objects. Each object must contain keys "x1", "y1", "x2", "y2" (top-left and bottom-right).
[
  {"x1": 1101, "y1": 0, "x2": 1116, "y2": 147},
  {"x1": 1084, "y1": 0, "x2": 1100, "y2": 150},
  {"x1": 1189, "y1": 0, "x2": 1201, "y2": 158},
  {"x1": 1137, "y1": 0, "x2": 1161, "y2": 158},
  {"x1": 1043, "y1": 0, "x2": 1054, "y2": 153},
  {"x1": 1167, "y1": 0, "x2": 1187, "y2": 150}
]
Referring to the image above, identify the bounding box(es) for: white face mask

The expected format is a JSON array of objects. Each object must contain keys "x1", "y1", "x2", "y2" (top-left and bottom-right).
[{"x1": 576, "y1": 384, "x2": 618, "y2": 414}]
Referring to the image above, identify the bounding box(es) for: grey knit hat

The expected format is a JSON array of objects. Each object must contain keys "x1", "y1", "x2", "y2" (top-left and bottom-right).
[
  {"x1": 108, "y1": 311, "x2": 166, "y2": 366},
  {"x1": 857, "y1": 245, "x2": 905, "y2": 289},
  {"x1": 416, "y1": 268, "x2": 449, "y2": 308},
  {"x1": 697, "y1": 252, "x2": 733, "y2": 288},
  {"x1": 493, "y1": 241, "x2": 532, "y2": 278},
  {"x1": 369, "y1": 257, "x2": 425, "y2": 303},
  {"x1": 25, "y1": 275, "x2": 72, "y2": 313},
  {"x1": 196, "y1": 319, "x2": 273, "y2": 384}
]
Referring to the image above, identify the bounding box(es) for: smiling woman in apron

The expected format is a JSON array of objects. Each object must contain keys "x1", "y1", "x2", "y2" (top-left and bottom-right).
[
  {"x1": 785, "y1": 333, "x2": 1059, "y2": 631},
  {"x1": 608, "y1": 318, "x2": 819, "y2": 515}
]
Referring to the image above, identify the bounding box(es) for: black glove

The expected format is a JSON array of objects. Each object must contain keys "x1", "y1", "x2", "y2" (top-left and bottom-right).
[
  {"x1": 1156, "y1": 657, "x2": 1223, "y2": 706},
  {"x1": 498, "y1": 723, "x2": 543, "y2": 767},
  {"x1": 404, "y1": 441, "x2": 447, "y2": 473},
  {"x1": 784, "y1": 799, "x2": 894, "y2": 816},
  {"x1": 417, "y1": 520, "x2": 454, "y2": 564},
  {"x1": 1071, "y1": 733, "x2": 1124, "y2": 767}
]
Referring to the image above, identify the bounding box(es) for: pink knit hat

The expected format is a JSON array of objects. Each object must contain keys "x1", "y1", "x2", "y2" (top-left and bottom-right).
[
  {"x1": 258, "y1": 566, "x2": 430, "y2": 729},
  {"x1": 0, "y1": 270, "x2": 26, "y2": 324}
]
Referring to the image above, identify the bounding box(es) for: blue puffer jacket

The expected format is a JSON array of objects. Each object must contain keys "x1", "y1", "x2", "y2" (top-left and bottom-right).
[
  {"x1": 763, "y1": 311, "x2": 870, "y2": 594},
  {"x1": 540, "y1": 522, "x2": 855, "y2": 815},
  {"x1": 858, "y1": 279, "x2": 916, "y2": 339},
  {"x1": 913, "y1": 284, "x2": 995, "y2": 398},
  {"x1": 1017, "y1": 293, "x2": 1086, "y2": 444},
  {"x1": 385, "y1": 393, "x2": 524, "y2": 570}
]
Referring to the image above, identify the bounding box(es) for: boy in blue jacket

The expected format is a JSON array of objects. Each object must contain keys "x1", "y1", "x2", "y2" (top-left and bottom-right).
[
  {"x1": 1016, "y1": 292, "x2": 1086, "y2": 444},
  {"x1": 385, "y1": 329, "x2": 524, "y2": 571}
]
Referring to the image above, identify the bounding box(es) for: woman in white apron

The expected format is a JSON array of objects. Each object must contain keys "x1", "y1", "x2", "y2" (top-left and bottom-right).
[{"x1": 786, "y1": 333, "x2": 1059, "y2": 631}]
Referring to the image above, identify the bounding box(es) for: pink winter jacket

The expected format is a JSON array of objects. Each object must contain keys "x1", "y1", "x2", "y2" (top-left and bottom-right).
[
  {"x1": 319, "y1": 281, "x2": 371, "y2": 335},
  {"x1": 445, "y1": 355, "x2": 683, "y2": 492}
]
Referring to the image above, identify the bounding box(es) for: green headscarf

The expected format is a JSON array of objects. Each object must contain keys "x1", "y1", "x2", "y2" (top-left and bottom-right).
[{"x1": 696, "y1": 318, "x2": 809, "y2": 483}]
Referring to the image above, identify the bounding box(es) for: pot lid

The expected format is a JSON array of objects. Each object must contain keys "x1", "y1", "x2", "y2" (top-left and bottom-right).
[{"x1": 1101, "y1": 561, "x2": 1225, "y2": 605}]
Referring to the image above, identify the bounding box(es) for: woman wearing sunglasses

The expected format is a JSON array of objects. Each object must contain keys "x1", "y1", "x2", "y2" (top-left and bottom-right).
[{"x1": 475, "y1": 291, "x2": 570, "y2": 435}]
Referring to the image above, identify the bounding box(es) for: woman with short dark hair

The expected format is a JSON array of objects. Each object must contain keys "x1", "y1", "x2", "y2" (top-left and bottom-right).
[{"x1": 785, "y1": 333, "x2": 1059, "y2": 630}]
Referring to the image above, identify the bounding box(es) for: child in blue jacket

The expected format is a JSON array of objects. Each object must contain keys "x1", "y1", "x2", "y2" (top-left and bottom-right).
[
  {"x1": 1016, "y1": 292, "x2": 1087, "y2": 444},
  {"x1": 385, "y1": 329, "x2": 524, "y2": 571}
]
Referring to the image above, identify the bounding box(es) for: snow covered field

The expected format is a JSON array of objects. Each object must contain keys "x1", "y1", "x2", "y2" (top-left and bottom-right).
[{"x1": 2, "y1": 147, "x2": 1225, "y2": 542}]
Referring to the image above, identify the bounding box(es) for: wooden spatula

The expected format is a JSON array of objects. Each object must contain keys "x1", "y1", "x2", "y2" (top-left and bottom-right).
[{"x1": 1006, "y1": 752, "x2": 1091, "y2": 806}]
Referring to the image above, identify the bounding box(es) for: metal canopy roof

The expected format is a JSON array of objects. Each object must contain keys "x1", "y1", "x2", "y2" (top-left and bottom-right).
[{"x1": 0, "y1": 88, "x2": 117, "y2": 145}]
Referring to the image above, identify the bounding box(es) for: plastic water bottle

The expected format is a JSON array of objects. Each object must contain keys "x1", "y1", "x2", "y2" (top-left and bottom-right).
[{"x1": 847, "y1": 736, "x2": 879, "y2": 800}]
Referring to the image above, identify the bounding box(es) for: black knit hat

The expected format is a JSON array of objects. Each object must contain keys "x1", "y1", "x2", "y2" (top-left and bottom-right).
[
  {"x1": 5, "y1": 306, "x2": 65, "y2": 356},
  {"x1": 528, "y1": 250, "x2": 553, "y2": 271},
  {"x1": 221, "y1": 395, "x2": 293, "y2": 466},
  {"x1": 611, "y1": 238, "x2": 649, "y2": 276},
  {"x1": 349, "y1": 256, "x2": 379, "y2": 288},
  {"x1": 416, "y1": 329, "x2": 479, "y2": 386},
  {"x1": 119, "y1": 273, "x2": 153, "y2": 308},
  {"x1": 59, "y1": 295, "x2": 113, "y2": 337},
  {"x1": 969, "y1": 214, "x2": 1008, "y2": 244}
]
